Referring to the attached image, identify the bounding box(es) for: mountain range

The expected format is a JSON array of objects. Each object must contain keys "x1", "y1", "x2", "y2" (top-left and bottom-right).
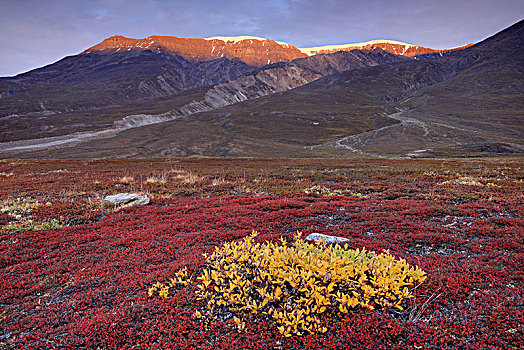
[
  {"x1": 0, "y1": 20, "x2": 522, "y2": 158},
  {"x1": 84, "y1": 35, "x2": 472, "y2": 65}
]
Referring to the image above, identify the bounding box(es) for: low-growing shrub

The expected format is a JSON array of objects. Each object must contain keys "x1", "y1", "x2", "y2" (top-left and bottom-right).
[
  {"x1": 0, "y1": 197, "x2": 49, "y2": 217},
  {"x1": 304, "y1": 185, "x2": 343, "y2": 197},
  {"x1": 0, "y1": 197, "x2": 63, "y2": 232},
  {"x1": 439, "y1": 176, "x2": 484, "y2": 186},
  {"x1": 304, "y1": 185, "x2": 367, "y2": 198},
  {"x1": 2, "y1": 218, "x2": 63, "y2": 232},
  {"x1": 150, "y1": 232, "x2": 426, "y2": 337}
]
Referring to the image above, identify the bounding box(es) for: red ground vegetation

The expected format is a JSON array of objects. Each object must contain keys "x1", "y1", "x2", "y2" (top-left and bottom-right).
[{"x1": 0, "y1": 158, "x2": 522, "y2": 349}]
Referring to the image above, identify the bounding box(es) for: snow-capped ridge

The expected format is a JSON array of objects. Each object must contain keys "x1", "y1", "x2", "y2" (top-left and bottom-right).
[
  {"x1": 84, "y1": 34, "x2": 473, "y2": 65},
  {"x1": 205, "y1": 35, "x2": 269, "y2": 43},
  {"x1": 299, "y1": 39, "x2": 415, "y2": 56},
  {"x1": 205, "y1": 36, "x2": 292, "y2": 46}
]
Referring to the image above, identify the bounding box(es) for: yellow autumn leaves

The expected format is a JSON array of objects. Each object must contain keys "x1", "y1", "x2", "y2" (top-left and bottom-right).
[
  {"x1": 148, "y1": 267, "x2": 192, "y2": 298},
  {"x1": 149, "y1": 231, "x2": 427, "y2": 337}
]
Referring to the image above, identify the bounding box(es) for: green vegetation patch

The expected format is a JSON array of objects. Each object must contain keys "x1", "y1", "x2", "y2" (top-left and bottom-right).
[{"x1": 1, "y1": 198, "x2": 63, "y2": 232}]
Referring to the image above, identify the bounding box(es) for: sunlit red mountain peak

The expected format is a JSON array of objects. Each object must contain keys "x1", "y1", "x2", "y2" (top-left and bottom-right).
[
  {"x1": 83, "y1": 35, "x2": 307, "y2": 66},
  {"x1": 84, "y1": 34, "x2": 473, "y2": 66}
]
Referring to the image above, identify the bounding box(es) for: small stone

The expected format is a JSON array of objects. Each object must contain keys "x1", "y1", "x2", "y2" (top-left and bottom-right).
[
  {"x1": 305, "y1": 233, "x2": 349, "y2": 244},
  {"x1": 104, "y1": 193, "x2": 138, "y2": 206},
  {"x1": 103, "y1": 193, "x2": 149, "y2": 208}
]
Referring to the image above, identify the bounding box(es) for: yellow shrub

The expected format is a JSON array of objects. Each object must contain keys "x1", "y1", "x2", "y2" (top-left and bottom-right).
[
  {"x1": 151, "y1": 232, "x2": 427, "y2": 337},
  {"x1": 148, "y1": 267, "x2": 192, "y2": 298},
  {"x1": 304, "y1": 185, "x2": 343, "y2": 197},
  {"x1": 304, "y1": 185, "x2": 366, "y2": 198}
]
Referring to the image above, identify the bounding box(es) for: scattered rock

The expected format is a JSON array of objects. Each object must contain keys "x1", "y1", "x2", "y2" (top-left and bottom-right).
[
  {"x1": 305, "y1": 233, "x2": 349, "y2": 244},
  {"x1": 103, "y1": 193, "x2": 150, "y2": 208}
]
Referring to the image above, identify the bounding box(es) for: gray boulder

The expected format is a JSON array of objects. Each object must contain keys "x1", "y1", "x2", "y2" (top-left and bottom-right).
[
  {"x1": 103, "y1": 193, "x2": 150, "y2": 208},
  {"x1": 305, "y1": 233, "x2": 349, "y2": 244},
  {"x1": 131, "y1": 195, "x2": 150, "y2": 206}
]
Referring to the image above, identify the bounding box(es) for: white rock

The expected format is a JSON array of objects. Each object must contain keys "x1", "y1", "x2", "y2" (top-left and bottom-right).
[
  {"x1": 305, "y1": 233, "x2": 349, "y2": 244},
  {"x1": 103, "y1": 193, "x2": 149, "y2": 207},
  {"x1": 131, "y1": 195, "x2": 150, "y2": 206}
]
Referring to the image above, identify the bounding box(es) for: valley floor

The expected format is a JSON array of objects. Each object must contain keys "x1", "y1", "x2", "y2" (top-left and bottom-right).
[{"x1": 0, "y1": 158, "x2": 523, "y2": 349}]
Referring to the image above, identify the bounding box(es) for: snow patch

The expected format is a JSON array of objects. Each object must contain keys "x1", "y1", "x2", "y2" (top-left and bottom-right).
[
  {"x1": 204, "y1": 36, "x2": 292, "y2": 47},
  {"x1": 275, "y1": 40, "x2": 292, "y2": 47},
  {"x1": 205, "y1": 36, "x2": 269, "y2": 43}
]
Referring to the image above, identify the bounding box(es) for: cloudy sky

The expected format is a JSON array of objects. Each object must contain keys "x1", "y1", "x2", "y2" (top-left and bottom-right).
[{"x1": 1, "y1": 0, "x2": 522, "y2": 76}]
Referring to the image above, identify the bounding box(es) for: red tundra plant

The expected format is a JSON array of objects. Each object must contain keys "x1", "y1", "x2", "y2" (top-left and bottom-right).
[{"x1": 0, "y1": 191, "x2": 522, "y2": 349}]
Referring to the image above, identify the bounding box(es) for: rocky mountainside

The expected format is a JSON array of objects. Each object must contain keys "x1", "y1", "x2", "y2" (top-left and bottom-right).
[
  {"x1": 0, "y1": 34, "x2": 469, "y2": 125},
  {"x1": 210, "y1": 19, "x2": 522, "y2": 158},
  {"x1": 148, "y1": 48, "x2": 405, "y2": 127},
  {"x1": 215, "y1": 19, "x2": 522, "y2": 158}
]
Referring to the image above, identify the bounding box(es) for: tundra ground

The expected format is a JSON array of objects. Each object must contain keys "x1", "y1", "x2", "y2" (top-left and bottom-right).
[{"x1": 0, "y1": 158, "x2": 522, "y2": 349}]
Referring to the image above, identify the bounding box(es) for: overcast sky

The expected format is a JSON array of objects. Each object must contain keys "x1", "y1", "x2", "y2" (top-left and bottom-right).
[{"x1": 0, "y1": 0, "x2": 522, "y2": 77}]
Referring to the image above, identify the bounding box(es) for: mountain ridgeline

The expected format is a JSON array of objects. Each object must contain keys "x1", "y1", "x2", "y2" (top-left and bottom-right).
[{"x1": 0, "y1": 20, "x2": 522, "y2": 158}]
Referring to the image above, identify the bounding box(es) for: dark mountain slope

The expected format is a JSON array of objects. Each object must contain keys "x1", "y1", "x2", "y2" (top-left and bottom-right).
[
  {"x1": 401, "y1": 21, "x2": 524, "y2": 149},
  {"x1": 0, "y1": 48, "x2": 403, "y2": 144},
  {"x1": 0, "y1": 50, "x2": 254, "y2": 113},
  {"x1": 0, "y1": 53, "x2": 414, "y2": 158},
  {"x1": 0, "y1": 50, "x2": 254, "y2": 142}
]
